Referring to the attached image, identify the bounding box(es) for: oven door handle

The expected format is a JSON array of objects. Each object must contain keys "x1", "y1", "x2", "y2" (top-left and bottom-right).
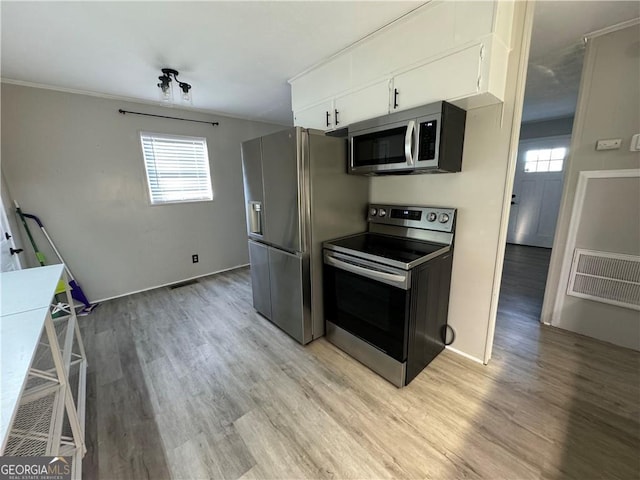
[{"x1": 325, "y1": 255, "x2": 409, "y2": 289}]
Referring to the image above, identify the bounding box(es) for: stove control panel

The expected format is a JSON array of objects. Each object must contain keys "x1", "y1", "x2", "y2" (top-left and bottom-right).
[{"x1": 367, "y1": 204, "x2": 456, "y2": 233}]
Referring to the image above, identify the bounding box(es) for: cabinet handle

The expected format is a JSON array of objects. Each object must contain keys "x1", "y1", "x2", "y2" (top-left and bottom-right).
[
  {"x1": 4, "y1": 232, "x2": 11, "y2": 240},
  {"x1": 393, "y1": 88, "x2": 399, "y2": 109},
  {"x1": 334, "y1": 109, "x2": 339, "y2": 125},
  {"x1": 10, "y1": 247, "x2": 23, "y2": 255},
  {"x1": 326, "y1": 111, "x2": 331, "y2": 127}
]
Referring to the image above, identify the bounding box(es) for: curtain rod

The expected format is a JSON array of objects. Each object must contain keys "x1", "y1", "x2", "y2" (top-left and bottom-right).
[{"x1": 118, "y1": 109, "x2": 219, "y2": 126}]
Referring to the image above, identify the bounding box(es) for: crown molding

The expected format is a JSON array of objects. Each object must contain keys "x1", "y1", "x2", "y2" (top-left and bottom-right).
[
  {"x1": 584, "y1": 17, "x2": 640, "y2": 42},
  {"x1": 0, "y1": 78, "x2": 291, "y2": 126}
]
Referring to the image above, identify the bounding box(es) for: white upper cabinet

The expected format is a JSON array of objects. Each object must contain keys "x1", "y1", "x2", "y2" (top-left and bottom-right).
[
  {"x1": 293, "y1": 99, "x2": 335, "y2": 131},
  {"x1": 289, "y1": 1, "x2": 515, "y2": 130},
  {"x1": 391, "y1": 44, "x2": 484, "y2": 112},
  {"x1": 334, "y1": 80, "x2": 391, "y2": 128},
  {"x1": 390, "y1": 36, "x2": 510, "y2": 113}
]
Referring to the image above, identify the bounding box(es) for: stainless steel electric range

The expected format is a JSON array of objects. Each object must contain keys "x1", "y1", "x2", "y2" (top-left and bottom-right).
[{"x1": 323, "y1": 204, "x2": 456, "y2": 387}]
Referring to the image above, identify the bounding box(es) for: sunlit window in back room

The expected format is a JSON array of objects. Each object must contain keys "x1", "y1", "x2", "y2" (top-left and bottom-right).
[{"x1": 524, "y1": 147, "x2": 566, "y2": 173}]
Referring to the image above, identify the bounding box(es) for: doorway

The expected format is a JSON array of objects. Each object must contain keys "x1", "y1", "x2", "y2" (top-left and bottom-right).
[
  {"x1": 507, "y1": 135, "x2": 570, "y2": 248},
  {"x1": 498, "y1": 133, "x2": 570, "y2": 326},
  {"x1": 0, "y1": 195, "x2": 22, "y2": 272}
]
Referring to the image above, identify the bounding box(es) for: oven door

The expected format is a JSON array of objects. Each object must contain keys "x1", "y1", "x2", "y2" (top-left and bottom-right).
[
  {"x1": 348, "y1": 120, "x2": 416, "y2": 175},
  {"x1": 323, "y1": 251, "x2": 411, "y2": 362}
]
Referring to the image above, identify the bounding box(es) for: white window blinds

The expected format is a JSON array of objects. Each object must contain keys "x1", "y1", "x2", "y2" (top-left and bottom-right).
[{"x1": 140, "y1": 132, "x2": 213, "y2": 205}]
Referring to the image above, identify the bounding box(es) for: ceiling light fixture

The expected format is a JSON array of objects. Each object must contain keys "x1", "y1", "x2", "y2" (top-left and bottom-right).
[{"x1": 157, "y1": 68, "x2": 192, "y2": 104}]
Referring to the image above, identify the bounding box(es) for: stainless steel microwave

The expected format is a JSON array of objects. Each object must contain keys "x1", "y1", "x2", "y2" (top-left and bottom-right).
[{"x1": 348, "y1": 101, "x2": 466, "y2": 175}]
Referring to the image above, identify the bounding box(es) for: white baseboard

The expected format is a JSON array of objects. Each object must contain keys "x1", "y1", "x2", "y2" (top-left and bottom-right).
[
  {"x1": 446, "y1": 346, "x2": 485, "y2": 365},
  {"x1": 92, "y1": 263, "x2": 250, "y2": 303}
]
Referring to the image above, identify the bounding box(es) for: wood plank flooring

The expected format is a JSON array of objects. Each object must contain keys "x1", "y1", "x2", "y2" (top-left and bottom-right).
[{"x1": 80, "y1": 246, "x2": 640, "y2": 479}]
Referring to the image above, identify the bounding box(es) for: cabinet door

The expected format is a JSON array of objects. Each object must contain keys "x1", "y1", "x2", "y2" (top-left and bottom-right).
[
  {"x1": 248, "y1": 240, "x2": 271, "y2": 319},
  {"x1": 293, "y1": 100, "x2": 334, "y2": 130},
  {"x1": 268, "y1": 247, "x2": 305, "y2": 343},
  {"x1": 392, "y1": 44, "x2": 482, "y2": 112},
  {"x1": 334, "y1": 80, "x2": 390, "y2": 127}
]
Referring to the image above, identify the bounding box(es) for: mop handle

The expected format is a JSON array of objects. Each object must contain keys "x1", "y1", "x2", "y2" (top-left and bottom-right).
[
  {"x1": 21, "y1": 210, "x2": 75, "y2": 281},
  {"x1": 14, "y1": 201, "x2": 46, "y2": 266}
]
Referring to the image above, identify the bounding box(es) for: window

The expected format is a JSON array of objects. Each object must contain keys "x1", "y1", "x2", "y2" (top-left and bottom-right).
[
  {"x1": 140, "y1": 132, "x2": 213, "y2": 205},
  {"x1": 524, "y1": 147, "x2": 566, "y2": 173}
]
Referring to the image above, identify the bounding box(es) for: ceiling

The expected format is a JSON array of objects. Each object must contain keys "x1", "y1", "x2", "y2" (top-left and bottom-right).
[
  {"x1": 0, "y1": 1, "x2": 422, "y2": 125},
  {"x1": 1, "y1": 1, "x2": 639, "y2": 126},
  {"x1": 522, "y1": 0, "x2": 639, "y2": 123}
]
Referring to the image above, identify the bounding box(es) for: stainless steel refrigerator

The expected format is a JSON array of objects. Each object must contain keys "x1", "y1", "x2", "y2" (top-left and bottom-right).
[{"x1": 241, "y1": 127, "x2": 369, "y2": 344}]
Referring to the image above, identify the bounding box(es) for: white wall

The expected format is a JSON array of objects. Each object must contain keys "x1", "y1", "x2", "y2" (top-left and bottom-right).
[
  {"x1": 1, "y1": 84, "x2": 284, "y2": 301},
  {"x1": 370, "y1": 2, "x2": 532, "y2": 363},
  {"x1": 520, "y1": 115, "x2": 574, "y2": 140},
  {"x1": 541, "y1": 23, "x2": 640, "y2": 349}
]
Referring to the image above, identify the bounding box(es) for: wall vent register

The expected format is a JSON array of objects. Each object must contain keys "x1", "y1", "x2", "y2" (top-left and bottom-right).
[{"x1": 567, "y1": 249, "x2": 640, "y2": 311}]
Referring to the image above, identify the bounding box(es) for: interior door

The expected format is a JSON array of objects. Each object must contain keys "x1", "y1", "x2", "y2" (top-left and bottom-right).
[
  {"x1": 0, "y1": 197, "x2": 22, "y2": 271},
  {"x1": 507, "y1": 136, "x2": 570, "y2": 248}
]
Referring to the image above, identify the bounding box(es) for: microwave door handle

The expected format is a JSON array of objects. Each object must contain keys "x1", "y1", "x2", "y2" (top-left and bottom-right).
[
  {"x1": 325, "y1": 255, "x2": 408, "y2": 289},
  {"x1": 405, "y1": 120, "x2": 416, "y2": 166}
]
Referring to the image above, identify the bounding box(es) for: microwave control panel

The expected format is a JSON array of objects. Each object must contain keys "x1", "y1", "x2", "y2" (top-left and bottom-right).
[{"x1": 418, "y1": 120, "x2": 438, "y2": 161}]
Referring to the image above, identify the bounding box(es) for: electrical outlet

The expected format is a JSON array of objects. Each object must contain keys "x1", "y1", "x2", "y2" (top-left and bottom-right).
[
  {"x1": 192, "y1": 254, "x2": 199, "y2": 263},
  {"x1": 595, "y1": 138, "x2": 622, "y2": 151}
]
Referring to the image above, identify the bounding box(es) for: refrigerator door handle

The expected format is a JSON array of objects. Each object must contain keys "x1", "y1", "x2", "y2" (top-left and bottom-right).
[{"x1": 249, "y1": 201, "x2": 263, "y2": 235}]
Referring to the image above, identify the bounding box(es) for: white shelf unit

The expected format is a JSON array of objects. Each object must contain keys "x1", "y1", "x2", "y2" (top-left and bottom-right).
[{"x1": 1, "y1": 265, "x2": 87, "y2": 480}]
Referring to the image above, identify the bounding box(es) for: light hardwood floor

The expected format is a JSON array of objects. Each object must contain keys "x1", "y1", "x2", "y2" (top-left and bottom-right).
[{"x1": 81, "y1": 245, "x2": 640, "y2": 479}]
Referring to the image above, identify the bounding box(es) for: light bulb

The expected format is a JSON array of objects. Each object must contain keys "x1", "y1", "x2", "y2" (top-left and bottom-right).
[
  {"x1": 158, "y1": 81, "x2": 173, "y2": 103},
  {"x1": 179, "y1": 83, "x2": 192, "y2": 105}
]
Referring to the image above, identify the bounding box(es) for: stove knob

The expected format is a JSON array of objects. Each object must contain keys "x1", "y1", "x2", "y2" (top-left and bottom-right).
[
  {"x1": 369, "y1": 207, "x2": 378, "y2": 217},
  {"x1": 378, "y1": 208, "x2": 387, "y2": 217},
  {"x1": 439, "y1": 213, "x2": 450, "y2": 223},
  {"x1": 427, "y1": 212, "x2": 437, "y2": 222}
]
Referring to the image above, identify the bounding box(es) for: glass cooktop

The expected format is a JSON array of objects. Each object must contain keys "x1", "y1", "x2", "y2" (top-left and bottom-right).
[{"x1": 324, "y1": 233, "x2": 449, "y2": 269}]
